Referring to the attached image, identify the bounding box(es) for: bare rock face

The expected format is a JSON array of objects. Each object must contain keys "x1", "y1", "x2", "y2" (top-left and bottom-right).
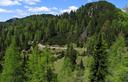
[{"x1": 79, "y1": 29, "x2": 87, "y2": 43}]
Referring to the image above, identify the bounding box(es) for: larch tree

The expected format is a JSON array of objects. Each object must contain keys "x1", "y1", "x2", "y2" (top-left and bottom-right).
[
  {"x1": 1, "y1": 38, "x2": 22, "y2": 82},
  {"x1": 106, "y1": 34, "x2": 128, "y2": 82},
  {"x1": 26, "y1": 46, "x2": 44, "y2": 82},
  {"x1": 58, "y1": 44, "x2": 77, "y2": 82},
  {"x1": 74, "y1": 59, "x2": 85, "y2": 82},
  {"x1": 26, "y1": 47, "x2": 56, "y2": 82},
  {"x1": 41, "y1": 48, "x2": 57, "y2": 82},
  {"x1": 58, "y1": 57, "x2": 74, "y2": 82}
]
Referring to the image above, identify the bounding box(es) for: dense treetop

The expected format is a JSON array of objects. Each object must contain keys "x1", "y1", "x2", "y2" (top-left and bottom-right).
[
  {"x1": 1, "y1": 1, "x2": 128, "y2": 82},
  {"x1": 0, "y1": 1, "x2": 128, "y2": 54}
]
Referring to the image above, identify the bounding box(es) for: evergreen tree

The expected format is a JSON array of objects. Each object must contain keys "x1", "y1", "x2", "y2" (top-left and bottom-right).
[
  {"x1": 79, "y1": 59, "x2": 85, "y2": 70},
  {"x1": 106, "y1": 34, "x2": 128, "y2": 82},
  {"x1": 26, "y1": 46, "x2": 43, "y2": 82},
  {"x1": 90, "y1": 33, "x2": 108, "y2": 82},
  {"x1": 26, "y1": 47, "x2": 56, "y2": 82},
  {"x1": 1, "y1": 38, "x2": 22, "y2": 82},
  {"x1": 74, "y1": 59, "x2": 85, "y2": 82},
  {"x1": 58, "y1": 57, "x2": 74, "y2": 82},
  {"x1": 66, "y1": 43, "x2": 77, "y2": 69},
  {"x1": 86, "y1": 35, "x2": 97, "y2": 56},
  {"x1": 41, "y1": 48, "x2": 57, "y2": 82},
  {"x1": 58, "y1": 44, "x2": 78, "y2": 82}
]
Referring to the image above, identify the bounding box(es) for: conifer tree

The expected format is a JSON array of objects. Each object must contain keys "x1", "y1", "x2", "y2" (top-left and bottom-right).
[
  {"x1": 58, "y1": 57, "x2": 74, "y2": 82},
  {"x1": 26, "y1": 46, "x2": 44, "y2": 82},
  {"x1": 41, "y1": 48, "x2": 57, "y2": 82},
  {"x1": 106, "y1": 34, "x2": 128, "y2": 82},
  {"x1": 26, "y1": 47, "x2": 56, "y2": 82},
  {"x1": 79, "y1": 59, "x2": 85, "y2": 70},
  {"x1": 66, "y1": 43, "x2": 77, "y2": 69},
  {"x1": 1, "y1": 38, "x2": 22, "y2": 82},
  {"x1": 74, "y1": 59, "x2": 85, "y2": 82},
  {"x1": 90, "y1": 33, "x2": 108, "y2": 82},
  {"x1": 58, "y1": 43, "x2": 78, "y2": 82}
]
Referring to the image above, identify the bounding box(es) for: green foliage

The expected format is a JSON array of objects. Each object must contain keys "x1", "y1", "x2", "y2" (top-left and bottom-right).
[
  {"x1": 41, "y1": 48, "x2": 57, "y2": 82},
  {"x1": 65, "y1": 43, "x2": 77, "y2": 69},
  {"x1": 74, "y1": 59, "x2": 85, "y2": 82},
  {"x1": 0, "y1": 1, "x2": 123, "y2": 51},
  {"x1": 90, "y1": 34, "x2": 108, "y2": 82},
  {"x1": 1, "y1": 38, "x2": 22, "y2": 82},
  {"x1": 58, "y1": 58, "x2": 74, "y2": 82},
  {"x1": 26, "y1": 47, "x2": 57, "y2": 82},
  {"x1": 79, "y1": 59, "x2": 85, "y2": 70},
  {"x1": 106, "y1": 34, "x2": 128, "y2": 82},
  {"x1": 86, "y1": 35, "x2": 97, "y2": 55},
  {"x1": 0, "y1": 1, "x2": 128, "y2": 82},
  {"x1": 26, "y1": 46, "x2": 44, "y2": 82}
]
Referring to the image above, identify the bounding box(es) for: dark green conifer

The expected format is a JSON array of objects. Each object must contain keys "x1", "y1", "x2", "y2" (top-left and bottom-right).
[{"x1": 90, "y1": 33, "x2": 108, "y2": 82}]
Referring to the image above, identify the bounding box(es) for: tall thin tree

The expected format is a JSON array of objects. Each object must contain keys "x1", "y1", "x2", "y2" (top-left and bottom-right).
[
  {"x1": 90, "y1": 33, "x2": 108, "y2": 82},
  {"x1": 1, "y1": 38, "x2": 22, "y2": 82}
]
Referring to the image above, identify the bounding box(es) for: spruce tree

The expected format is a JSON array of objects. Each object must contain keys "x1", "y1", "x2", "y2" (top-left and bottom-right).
[
  {"x1": 79, "y1": 59, "x2": 85, "y2": 70},
  {"x1": 66, "y1": 43, "x2": 77, "y2": 69},
  {"x1": 90, "y1": 33, "x2": 108, "y2": 82},
  {"x1": 1, "y1": 38, "x2": 22, "y2": 82}
]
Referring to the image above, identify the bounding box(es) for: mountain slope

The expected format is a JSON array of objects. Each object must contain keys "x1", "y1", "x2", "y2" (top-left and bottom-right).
[{"x1": 0, "y1": 1, "x2": 128, "y2": 52}]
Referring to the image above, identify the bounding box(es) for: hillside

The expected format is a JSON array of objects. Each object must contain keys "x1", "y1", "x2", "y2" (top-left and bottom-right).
[
  {"x1": 0, "y1": 1, "x2": 128, "y2": 82},
  {"x1": 0, "y1": 1, "x2": 128, "y2": 50}
]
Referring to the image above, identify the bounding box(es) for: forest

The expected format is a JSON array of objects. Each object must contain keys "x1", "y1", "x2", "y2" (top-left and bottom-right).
[{"x1": 0, "y1": 1, "x2": 128, "y2": 82}]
